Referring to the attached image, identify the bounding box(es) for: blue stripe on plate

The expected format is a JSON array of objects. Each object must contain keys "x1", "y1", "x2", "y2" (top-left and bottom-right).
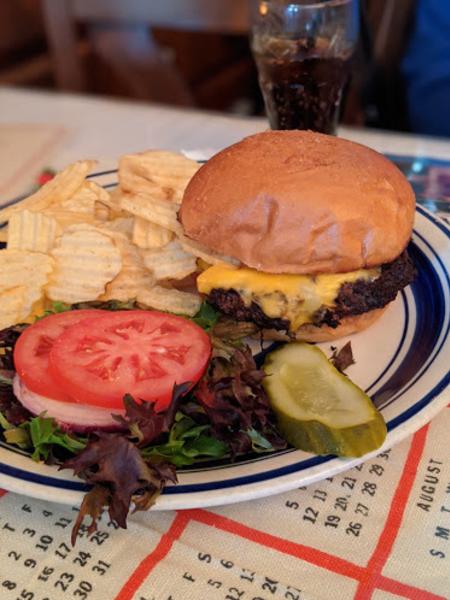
[
  {"x1": 0, "y1": 201, "x2": 448, "y2": 495},
  {"x1": 371, "y1": 241, "x2": 446, "y2": 407},
  {"x1": 382, "y1": 233, "x2": 449, "y2": 407},
  {"x1": 86, "y1": 169, "x2": 118, "y2": 178},
  {"x1": 365, "y1": 290, "x2": 409, "y2": 396},
  {"x1": 0, "y1": 463, "x2": 90, "y2": 491}
]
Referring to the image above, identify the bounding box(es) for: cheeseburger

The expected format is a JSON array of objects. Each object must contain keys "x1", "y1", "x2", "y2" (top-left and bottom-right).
[{"x1": 180, "y1": 131, "x2": 416, "y2": 341}]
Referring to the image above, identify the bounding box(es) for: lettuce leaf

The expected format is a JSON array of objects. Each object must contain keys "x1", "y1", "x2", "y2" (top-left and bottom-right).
[
  {"x1": 193, "y1": 347, "x2": 287, "y2": 456},
  {"x1": 37, "y1": 301, "x2": 72, "y2": 319},
  {"x1": 191, "y1": 301, "x2": 218, "y2": 331},
  {"x1": 62, "y1": 433, "x2": 176, "y2": 545},
  {"x1": 142, "y1": 412, "x2": 228, "y2": 466},
  {"x1": 28, "y1": 416, "x2": 86, "y2": 461}
]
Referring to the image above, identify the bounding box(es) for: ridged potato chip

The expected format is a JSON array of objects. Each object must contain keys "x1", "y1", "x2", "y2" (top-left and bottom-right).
[
  {"x1": 119, "y1": 151, "x2": 199, "y2": 204},
  {"x1": 0, "y1": 287, "x2": 26, "y2": 330},
  {"x1": 132, "y1": 216, "x2": 173, "y2": 249},
  {"x1": 46, "y1": 225, "x2": 122, "y2": 303},
  {"x1": 100, "y1": 216, "x2": 135, "y2": 237},
  {"x1": 7, "y1": 209, "x2": 58, "y2": 253},
  {"x1": 0, "y1": 227, "x2": 8, "y2": 243},
  {"x1": 95, "y1": 202, "x2": 110, "y2": 222},
  {"x1": 0, "y1": 250, "x2": 55, "y2": 327},
  {"x1": 120, "y1": 192, "x2": 182, "y2": 234},
  {"x1": 137, "y1": 285, "x2": 201, "y2": 316},
  {"x1": 0, "y1": 151, "x2": 205, "y2": 327},
  {"x1": 0, "y1": 160, "x2": 96, "y2": 223},
  {"x1": 101, "y1": 233, "x2": 154, "y2": 302},
  {"x1": 180, "y1": 236, "x2": 239, "y2": 267},
  {"x1": 61, "y1": 180, "x2": 111, "y2": 217},
  {"x1": 97, "y1": 187, "x2": 130, "y2": 219},
  {"x1": 43, "y1": 209, "x2": 97, "y2": 230},
  {"x1": 141, "y1": 241, "x2": 197, "y2": 280}
]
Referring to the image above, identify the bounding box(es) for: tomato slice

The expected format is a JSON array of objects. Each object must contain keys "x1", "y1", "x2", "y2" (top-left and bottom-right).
[
  {"x1": 13, "y1": 310, "x2": 107, "y2": 401},
  {"x1": 48, "y1": 311, "x2": 211, "y2": 410}
]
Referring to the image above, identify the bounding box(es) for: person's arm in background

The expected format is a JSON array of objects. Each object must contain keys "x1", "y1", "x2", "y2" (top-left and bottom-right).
[{"x1": 402, "y1": 0, "x2": 450, "y2": 136}]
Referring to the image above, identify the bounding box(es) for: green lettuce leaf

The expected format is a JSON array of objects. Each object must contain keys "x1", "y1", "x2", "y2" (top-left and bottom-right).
[
  {"x1": 37, "y1": 301, "x2": 72, "y2": 320},
  {"x1": 27, "y1": 415, "x2": 86, "y2": 461},
  {"x1": 191, "y1": 301, "x2": 218, "y2": 332},
  {"x1": 0, "y1": 374, "x2": 13, "y2": 386},
  {"x1": 142, "y1": 412, "x2": 228, "y2": 466}
]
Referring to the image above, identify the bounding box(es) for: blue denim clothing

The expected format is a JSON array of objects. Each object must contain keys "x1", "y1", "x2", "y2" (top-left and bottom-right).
[{"x1": 401, "y1": 0, "x2": 450, "y2": 136}]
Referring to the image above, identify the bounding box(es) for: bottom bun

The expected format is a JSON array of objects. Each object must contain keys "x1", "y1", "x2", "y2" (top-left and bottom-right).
[{"x1": 294, "y1": 307, "x2": 389, "y2": 342}]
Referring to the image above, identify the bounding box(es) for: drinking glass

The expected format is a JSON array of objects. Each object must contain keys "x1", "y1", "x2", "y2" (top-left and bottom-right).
[{"x1": 251, "y1": 0, "x2": 359, "y2": 134}]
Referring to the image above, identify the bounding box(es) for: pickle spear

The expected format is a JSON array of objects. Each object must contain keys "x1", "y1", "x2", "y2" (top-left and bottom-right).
[{"x1": 263, "y1": 343, "x2": 387, "y2": 457}]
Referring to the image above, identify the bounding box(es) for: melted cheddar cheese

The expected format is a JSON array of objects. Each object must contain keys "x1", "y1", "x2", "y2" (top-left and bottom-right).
[{"x1": 197, "y1": 264, "x2": 380, "y2": 329}]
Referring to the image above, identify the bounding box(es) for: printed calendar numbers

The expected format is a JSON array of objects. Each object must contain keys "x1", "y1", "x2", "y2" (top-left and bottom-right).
[
  {"x1": 278, "y1": 448, "x2": 399, "y2": 550},
  {"x1": 193, "y1": 551, "x2": 304, "y2": 600},
  {"x1": 0, "y1": 500, "x2": 117, "y2": 600}
]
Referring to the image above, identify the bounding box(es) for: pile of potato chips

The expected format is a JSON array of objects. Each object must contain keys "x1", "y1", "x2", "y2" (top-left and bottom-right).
[{"x1": 0, "y1": 151, "x2": 237, "y2": 330}]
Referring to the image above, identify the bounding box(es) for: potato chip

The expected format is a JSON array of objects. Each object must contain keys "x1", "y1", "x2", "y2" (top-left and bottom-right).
[
  {"x1": 180, "y1": 236, "x2": 239, "y2": 267},
  {"x1": 100, "y1": 233, "x2": 155, "y2": 302},
  {"x1": 0, "y1": 160, "x2": 96, "y2": 223},
  {"x1": 132, "y1": 216, "x2": 173, "y2": 249},
  {"x1": 60, "y1": 180, "x2": 111, "y2": 217},
  {"x1": 100, "y1": 216, "x2": 135, "y2": 237},
  {"x1": 88, "y1": 181, "x2": 110, "y2": 204},
  {"x1": 0, "y1": 227, "x2": 8, "y2": 243},
  {"x1": 97, "y1": 187, "x2": 130, "y2": 219},
  {"x1": 25, "y1": 298, "x2": 47, "y2": 323},
  {"x1": 0, "y1": 285, "x2": 23, "y2": 316},
  {"x1": 0, "y1": 286, "x2": 26, "y2": 330},
  {"x1": 119, "y1": 151, "x2": 199, "y2": 204},
  {"x1": 7, "y1": 209, "x2": 58, "y2": 253},
  {"x1": 140, "y1": 241, "x2": 197, "y2": 280},
  {"x1": 46, "y1": 225, "x2": 122, "y2": 303},
  {"x1": 137, "y1": 285, "x2": 200, "y2": 316},
  {"x1": 0, "y1": 250, "x2": 55, "y2": 326},
  {"x1": 44, "y1": 209, "x2": 97, "y2": 230},
  {"x1": 120, "y1": 192, "x2": 182, "y2": 234},
  {"x1": 60, "y1": 186, "x2": 94, "y2": 215},
  {"x1": 95, "y1": 201, "x2": 111, "y2": 222}
]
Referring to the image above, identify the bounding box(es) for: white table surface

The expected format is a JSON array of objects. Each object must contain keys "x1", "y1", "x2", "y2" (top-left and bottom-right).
[{"x1": 2, "y1": 86, "x2": 450, "y2": 167}]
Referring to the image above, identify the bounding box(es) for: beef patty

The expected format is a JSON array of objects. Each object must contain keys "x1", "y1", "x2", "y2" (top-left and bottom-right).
[{"x1": 207, "y1": 251, "x2": 416, "y2": 332}]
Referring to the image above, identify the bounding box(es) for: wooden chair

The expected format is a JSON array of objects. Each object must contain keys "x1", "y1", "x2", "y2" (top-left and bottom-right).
[
  {"x1": 0, "y1": 0, "x2": 51, "y2": 88},
  {"x1": 41, "y1": 0, "x2": 251, "y2": 108}
]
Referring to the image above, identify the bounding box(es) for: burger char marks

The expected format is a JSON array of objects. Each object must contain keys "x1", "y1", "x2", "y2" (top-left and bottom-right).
[
  {"x1": 316, "y1": 251, "x2": 416, "y2": 327},
  {"x1": 207, "y1": 289, "x2": 290, "y2": 331},
  {"x1": 207, "y1": 251, "x2": 416, "y2": 331}
]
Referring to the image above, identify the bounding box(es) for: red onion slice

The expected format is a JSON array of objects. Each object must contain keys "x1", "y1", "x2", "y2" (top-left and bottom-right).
[{"x1": 13, "y1": 375, "x2": 126, "y2": 433}]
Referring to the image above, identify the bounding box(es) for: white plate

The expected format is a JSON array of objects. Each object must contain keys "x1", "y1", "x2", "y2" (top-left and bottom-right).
[{"x1": 0, "y1": 171, "x2": 449, "y2": 509}]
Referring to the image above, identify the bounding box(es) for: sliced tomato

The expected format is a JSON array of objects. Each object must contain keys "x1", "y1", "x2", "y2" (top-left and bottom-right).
[
  {"x1": 48, "y1": 311, "x2": 211, "y2": 410},
  {"x1": 14, "y1": 310, "x2": 106, "y2": 401}
]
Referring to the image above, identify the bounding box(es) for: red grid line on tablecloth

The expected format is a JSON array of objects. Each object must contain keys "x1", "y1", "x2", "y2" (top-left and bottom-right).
[
  {"x1": 116, "y1": 512, "x2": 191, "y2": 600},
  {"x1": 375, "y1": 577, "x2": 446, "y2": 600},
  {"x1": 188, "y1": 509, "x2": 444, "y2": 600},
  {"x1": 354, "y1": 425, "x2": 430, "y2": 599},
  {"x1": 0, "y1": 126, "x2": 65, "y2": 200},
  {"x1": 114, "y1": 423, "x2": 446, "y2": 600}
]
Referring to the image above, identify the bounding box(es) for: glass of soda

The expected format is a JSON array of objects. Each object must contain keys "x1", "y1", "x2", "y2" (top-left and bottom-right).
[{"x1": 251, "y1": 0, "x2": 359, "y2": 134}]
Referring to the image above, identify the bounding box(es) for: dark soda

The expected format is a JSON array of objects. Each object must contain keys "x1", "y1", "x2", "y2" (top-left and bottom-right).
[{"x1": 253, "y1": 38, "x2": 352, "y2": 133}]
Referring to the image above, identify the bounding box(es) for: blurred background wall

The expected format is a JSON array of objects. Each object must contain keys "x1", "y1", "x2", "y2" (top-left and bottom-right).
[{"x1": 1, "y1": 0, "x2": 448, "y2": 137}]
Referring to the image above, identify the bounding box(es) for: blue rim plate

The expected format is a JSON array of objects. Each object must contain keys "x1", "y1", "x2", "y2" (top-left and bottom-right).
[{"x1": 0, "y1": 170, "x2": 449, "y2": 509}]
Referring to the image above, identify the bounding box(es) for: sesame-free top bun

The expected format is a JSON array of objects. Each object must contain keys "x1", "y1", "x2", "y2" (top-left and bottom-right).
[{"x1": 180, "y1": 131, "x2": 416, "y2": 274}]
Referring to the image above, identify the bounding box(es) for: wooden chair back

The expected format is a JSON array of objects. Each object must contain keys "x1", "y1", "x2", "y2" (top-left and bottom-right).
[{"x1": 41, "y1": 0, "x2": 250, "y2": 95}]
